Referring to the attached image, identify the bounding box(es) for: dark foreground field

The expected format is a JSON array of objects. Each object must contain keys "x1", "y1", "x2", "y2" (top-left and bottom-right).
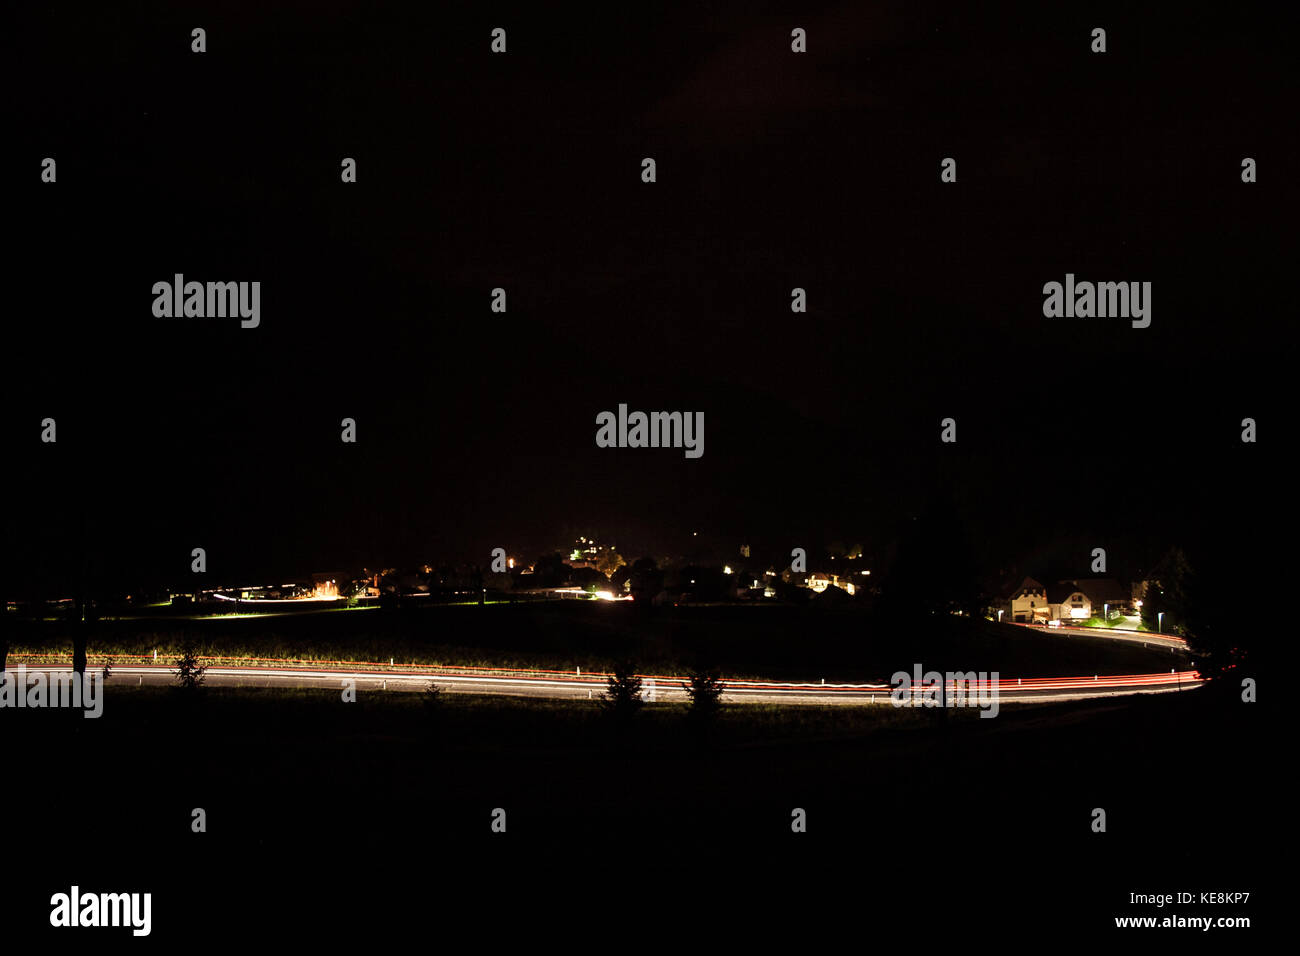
[
  {"x1": 6, "y1": 600, "x2": 1187, "y2": 679},
  {"x1": 6, "y1": 680, "x2": 1273, "y2": 941}
]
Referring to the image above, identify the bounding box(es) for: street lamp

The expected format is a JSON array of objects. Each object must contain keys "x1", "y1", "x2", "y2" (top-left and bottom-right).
[{"x1": 1157, "y1": 611, "x2": 1164, "y2": 633}]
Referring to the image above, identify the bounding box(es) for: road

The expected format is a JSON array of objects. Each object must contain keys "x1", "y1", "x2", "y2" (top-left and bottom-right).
[
  {"x1": 10, "y1": 661, "x2": 1203, "y2": 705},
  {"x1": 1013, "y1": 621, "x2": 1189, "y2": 651}
]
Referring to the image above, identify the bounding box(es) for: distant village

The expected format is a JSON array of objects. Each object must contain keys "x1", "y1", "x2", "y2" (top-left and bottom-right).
[{"x1": 24, "y1": 534, "x2": 1159, "y2": 630}]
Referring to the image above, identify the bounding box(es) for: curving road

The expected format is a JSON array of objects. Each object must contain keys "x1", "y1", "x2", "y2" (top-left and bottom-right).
[
  {"x1": 9, "y1": 660, "x2": 1202, "y2": 705},
  {"x1": 5, "y1": 622, "x2": 1199, "y2": 705}
]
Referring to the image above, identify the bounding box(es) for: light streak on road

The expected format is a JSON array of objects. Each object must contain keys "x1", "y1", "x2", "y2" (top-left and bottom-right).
[{"x1": 8, "y1": 658, "x2": 1203, "y2": 705}]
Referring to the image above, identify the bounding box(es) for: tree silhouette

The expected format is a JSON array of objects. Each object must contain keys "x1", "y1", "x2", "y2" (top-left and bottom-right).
[
  {"x1": 1141, "y1": 546, "x2": 1192, "y2": 635},
  {"x1": 424, "y1": 680, "x2": 444, "y2": 707},
  {"x1": 601, "y1": 663, "x2": 644, "y2": 723},
  {"x1": 594, "y1": 549, "x2": 626, "y2": 579},
  {"x1": 1169, "y1": 548, "x2": 1245, "y2": 683},
  {"x1": 175, "y1": 642, "x2": 208, "y2": 693},
  {"x1": 683, "y1": 670, "x2": 725, "y2": 733},
  {"x1": 628, "y1": 558, "x2": 664, "y2": 604}
]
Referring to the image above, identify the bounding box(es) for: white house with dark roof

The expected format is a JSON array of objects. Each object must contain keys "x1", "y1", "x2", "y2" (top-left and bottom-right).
[
  {"x1": 1009, "y1": 576, "x2": 1048, "y2": 622},
  {"x1": 1004, "y1": 576, "x2": 1099, "y2": 623},
  {"x1": 1047, "y1": 582, "x2": 1092, "y2": 621},
  {"x1": 1062, "y1": 577, "x2": 1130, "y2": 616}
]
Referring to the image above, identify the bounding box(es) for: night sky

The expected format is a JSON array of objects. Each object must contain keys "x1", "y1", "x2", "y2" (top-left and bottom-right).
[{"x1": 6, "y1": 2, "x2": 1288, "y2": 592}]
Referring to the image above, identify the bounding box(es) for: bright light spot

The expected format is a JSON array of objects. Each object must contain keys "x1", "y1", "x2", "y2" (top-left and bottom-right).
[{"x1": 723, "y1": 565, "x2": 733, "y2": 575}]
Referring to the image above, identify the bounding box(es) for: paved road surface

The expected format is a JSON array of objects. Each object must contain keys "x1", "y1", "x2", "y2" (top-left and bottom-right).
[{"x1": 10, "y1": 662, "x2": 1202, "y2": 705}]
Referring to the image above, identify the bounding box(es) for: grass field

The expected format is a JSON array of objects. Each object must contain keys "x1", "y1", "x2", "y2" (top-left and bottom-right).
[{"x1": 3, "y1": 600, "x2": 1188, "y2": 680}]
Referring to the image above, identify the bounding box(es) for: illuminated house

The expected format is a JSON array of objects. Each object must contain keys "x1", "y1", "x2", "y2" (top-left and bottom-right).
[
  {"x1": 1009, "y1": 576, "x2": 1048, "y2": 622},
  {"x1": 1047, "y1": 582, "x2": 1092, "y2": 621},
  {"x1": 805, "y1": 572, "x2": 856, "y2": 596},
  {"x1": 1008, "y1": 577, "x2": 1094, "y2": 622},
  {"x1": 1062, "y1": 577, "x2": 1129, "y2": 617}
]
